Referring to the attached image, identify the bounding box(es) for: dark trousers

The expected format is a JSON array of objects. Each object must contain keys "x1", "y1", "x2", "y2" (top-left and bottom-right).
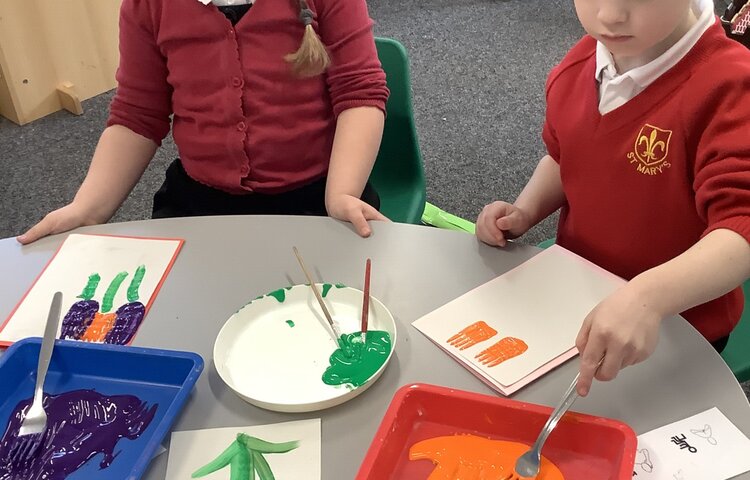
[
  {"x1": 152, "y1": 159, "x2": 380, "y2": 219},
  {"x1": 711, "y1": 336, "x2": 730, "y2": 354}
]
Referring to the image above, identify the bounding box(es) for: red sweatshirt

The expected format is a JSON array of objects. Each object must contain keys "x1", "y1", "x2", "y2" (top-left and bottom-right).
[
  {"x1": 107, "y1": 0, "x2": 388, "y2": 194},
  {"x1": 542, "y1": 21, "x2": 750, "y2": 341}
]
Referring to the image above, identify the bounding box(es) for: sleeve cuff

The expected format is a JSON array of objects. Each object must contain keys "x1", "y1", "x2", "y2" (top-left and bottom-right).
[
  {"x1": 333, "y1": 99, "x2": 387, "y2": 118},
  {"x1": 106, "y1": 115, "x2": 168, "y2": 147},
  {"x1": 704, "y1": 215, "x2": 750, "y2": 244}
]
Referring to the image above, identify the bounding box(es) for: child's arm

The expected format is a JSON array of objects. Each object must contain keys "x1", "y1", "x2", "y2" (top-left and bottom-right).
[
  {"x1": 18, "y1": 0, "x2": 171, "y2": 244},
  {"x1": 476, "y1": 155, "x2": 566, "y2": 246},
  {"x1": 576, "y1": 228, "x2": 750, "y2": 396},
  {"x1": 17, "y1": 125, "x2": 157, "y2": 244},
  {"x1": 315, "y1": 0, "x2": 389, "y2": 236},
  {"x1": 325, "y1": 106, "x2": 388, "y2": 237},
  {"x1": 577, "y1": 66, "x2": 750, "y2": 396}
]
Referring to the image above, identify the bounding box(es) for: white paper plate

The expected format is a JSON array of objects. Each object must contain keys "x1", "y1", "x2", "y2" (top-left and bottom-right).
[{"x1": 213, "y1": 283, "x2": 397, "y2": 412}]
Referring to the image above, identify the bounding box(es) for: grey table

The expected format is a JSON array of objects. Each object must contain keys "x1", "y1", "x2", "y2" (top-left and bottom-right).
[{"x1": 1, "y1": 216, "x2": 749, "y2": 479}]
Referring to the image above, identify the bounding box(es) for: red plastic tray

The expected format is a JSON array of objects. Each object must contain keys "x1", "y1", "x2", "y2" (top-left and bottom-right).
[{"x1": 357, "y1": 383, "x2": 636, "y2": 480}]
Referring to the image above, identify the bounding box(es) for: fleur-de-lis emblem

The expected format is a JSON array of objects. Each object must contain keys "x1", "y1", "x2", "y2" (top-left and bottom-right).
[{"x1": 634, "y1": 124, "x2": 672, "y2": 166}]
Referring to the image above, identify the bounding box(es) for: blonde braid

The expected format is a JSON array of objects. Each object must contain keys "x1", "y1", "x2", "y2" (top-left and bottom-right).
[{"x1": 284, "y1": 0, "x2": 331, "y2": 76}]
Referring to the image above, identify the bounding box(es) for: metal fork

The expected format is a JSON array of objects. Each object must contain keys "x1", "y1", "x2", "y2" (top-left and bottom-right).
[
  {"x1": 512, "y1": 357, "x2": 605, "y2": 479},
  {"x1": 509, "y1": 370, "x2": 581, "y2": 479},
  {"x1": 8, "y1": 291, "x2": 62, "y2": 465}
]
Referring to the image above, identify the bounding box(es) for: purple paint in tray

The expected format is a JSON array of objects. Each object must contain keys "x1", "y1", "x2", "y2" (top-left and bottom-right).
[
  {"x1": 0, "y1": 338, "x2": 203, "y2": 480},
  {"x1": 1, "y1": 390, "x2": 157, "y2": 479}
]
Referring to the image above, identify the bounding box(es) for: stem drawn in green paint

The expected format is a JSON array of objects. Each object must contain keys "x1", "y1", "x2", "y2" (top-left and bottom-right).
[
  {"x1": 322, "y1": 331, "x2": 392, "y2": 387},
  {"x1": 77, "y1": 273, "x2": 101, "y2": 300},
  {"x1": 192, "y1": 439, "x2": 249, "y2": 480},
  {"x1": 192, "y1": 433, "x2": 299, "y2": 480},
  {"x1": 126, "y1": 265, "x2": 146, "y2": 302},
  {"x1": 266, "y1": 288, "x2": 286, "y2": 303},
  {"x1": 252, "y1": 451, "x2": 274, "y2": 479},
  {"x1": 102, "y1": 271, "x2": 128, "y2": 313},
  {"x1": 286, "y1": 320, "x2": 295, "y2": 327}
]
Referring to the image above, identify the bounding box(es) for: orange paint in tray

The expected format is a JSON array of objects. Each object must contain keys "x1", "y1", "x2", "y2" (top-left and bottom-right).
[
  {"x1": 356, "y1": 384, "x2": 636, "y2": 480},
  {"x1": 410, "y1": 434, "x2": 564, "y2": 479}
]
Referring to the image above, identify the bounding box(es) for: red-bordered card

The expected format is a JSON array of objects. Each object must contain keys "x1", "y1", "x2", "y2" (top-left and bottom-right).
[{"x1": 0, "y1": 233, "x2": 184, "y2": 347}]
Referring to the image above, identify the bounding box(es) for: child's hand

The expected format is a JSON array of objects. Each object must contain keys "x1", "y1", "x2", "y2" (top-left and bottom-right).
[
  {"x1": 326, "y1": 194, "x2": 389, "y2": 237},
  {"x1": 476, "y1": 201, "x2": 531, "y2": 247},
  {"x1": 17, "y1": 203, "x2": 99, "y2": 245},
  {"x1": 575, "y1": 285, "x2": 662, "y2": 396}
]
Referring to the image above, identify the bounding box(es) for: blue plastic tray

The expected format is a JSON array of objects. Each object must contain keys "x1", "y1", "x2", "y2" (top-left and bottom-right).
[{"x1": 0, "y1": 338, "x2": 204, "y2": 479}]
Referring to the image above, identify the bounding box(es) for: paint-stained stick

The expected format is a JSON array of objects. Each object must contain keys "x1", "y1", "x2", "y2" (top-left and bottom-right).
[{"x1": 292, "y1": 247, "x2": 342, "y2": 341}]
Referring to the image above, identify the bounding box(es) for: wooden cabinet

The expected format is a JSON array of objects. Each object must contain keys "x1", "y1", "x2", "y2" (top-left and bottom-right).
[{"x1": 0, "y1": 0, "x2": 121, "y2": 125}]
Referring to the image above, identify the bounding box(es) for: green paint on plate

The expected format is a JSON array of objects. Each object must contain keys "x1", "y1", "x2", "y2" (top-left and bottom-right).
[
  {"x1": 266, "y1": 288, "x2": 286, "y2": 303},
  {"x1": 322, "y1": 331, "x2": 391, "y2": 388}
]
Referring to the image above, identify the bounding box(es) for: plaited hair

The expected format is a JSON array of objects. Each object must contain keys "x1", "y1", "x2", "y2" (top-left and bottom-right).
[{"x1": 284, "y1": 0, "x2": 331, "y2": 76}]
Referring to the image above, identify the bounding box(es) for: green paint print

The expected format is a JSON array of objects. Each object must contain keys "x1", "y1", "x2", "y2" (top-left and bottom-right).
[
  {"x1": 126, "y1": 265, "x2": 146, "y2": 302},
  {"x1": 266, "y1": 288, "x2": 286, "y2": 303},
  {"x1": 285, "y1": 320, "x2": 295, "y2": 328},
  {"x1": 322, "y1": 331, "x2": 392, "y2": 388},
  {"x1": 192, "y1": 433, "x2": 299, "y2": 480},
  {"x1": 322, "y1": 283, "x2": 346, "y2": 297},
  {"x1": 77, "y1": 273, "x2": 101, "y2": 300},
  {"x1": 102, "y1": 271, "x2": 128, "y2": 313}
]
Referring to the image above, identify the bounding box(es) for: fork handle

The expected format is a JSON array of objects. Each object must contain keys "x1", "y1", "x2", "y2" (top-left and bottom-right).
[
  {"x1": 34, "y1": 292, "x2": 62, "y2": 403},
  {"x1": 531, "y1": 371, "x2": 580, "y2": 453}
]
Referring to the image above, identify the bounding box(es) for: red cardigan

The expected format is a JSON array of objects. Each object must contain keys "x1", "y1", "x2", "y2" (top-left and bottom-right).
[
  {"x1": 107, "y1": 0, "x2": 389, "y2": 194},
  {"x1": 543, "y1": 21, "x2": 750, "y2": 341}
]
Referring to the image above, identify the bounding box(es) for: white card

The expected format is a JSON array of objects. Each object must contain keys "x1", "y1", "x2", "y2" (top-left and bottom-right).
[
  {"x1": 1, "y1": 234, "x2": 183, "y2": 345},
  {"x1": 166, "y1": 419, "x2": 321, "y2": 480},
  {"x1": 413, "y1": 245, "x2": 624, "y2": 387},
  {"x1": 633, "y1": 408, "x2": 750, "y2": 479}
]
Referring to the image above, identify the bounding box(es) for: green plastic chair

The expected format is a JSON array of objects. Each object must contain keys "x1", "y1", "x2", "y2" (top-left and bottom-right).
[
  {"x1": 538, "y1": 238, "x2": 555, "y2": 249},
  {"x1": 370, "y1": 38, "x2": 426, "y2": 224},
  {"x1": 540, "y1": 238, "x2": 750, "y2": 382},
  {"x1": 722, "y1": 280, "x2": 750, "y2": 382}
]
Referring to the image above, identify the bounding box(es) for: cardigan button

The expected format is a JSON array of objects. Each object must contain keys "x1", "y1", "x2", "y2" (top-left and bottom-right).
[
  {"x1": 240, "y1": 165, "x2": 250, "y2": 175},
  {"x1": 232, "y1": 76, "x2": 243, "y2": 88},
  {"x1": 237, "y1": 121, "x2": 247, "y2": 132}
]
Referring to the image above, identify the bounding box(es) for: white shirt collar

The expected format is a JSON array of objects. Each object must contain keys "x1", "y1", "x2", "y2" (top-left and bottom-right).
[{"x1": 594, "y1": 0, "x2": 715, "y2": 86}]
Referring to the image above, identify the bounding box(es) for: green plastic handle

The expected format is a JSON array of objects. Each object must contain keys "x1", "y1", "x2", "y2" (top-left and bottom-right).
[{"x1": 421, "y1": 202, "x2": 476, "y2": 234}]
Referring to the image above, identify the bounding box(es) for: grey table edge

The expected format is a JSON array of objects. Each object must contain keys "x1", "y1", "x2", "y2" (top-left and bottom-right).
[{"x1": 0, "y1": 215, "x2": 748, "y2": 479}]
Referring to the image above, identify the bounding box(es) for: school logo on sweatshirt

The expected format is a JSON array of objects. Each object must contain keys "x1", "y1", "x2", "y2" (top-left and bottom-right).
[{"x1": 627, "y1": 124, "x2": 672, "y2": 175}]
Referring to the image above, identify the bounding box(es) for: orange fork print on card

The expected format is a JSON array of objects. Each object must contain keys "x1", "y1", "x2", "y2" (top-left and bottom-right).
[
  {"x1": 476, "y1": 337, "x2": 528, "y2": 367},
  {"x1": 447, "y1": 321, "x2": 498, "y2": 350}
]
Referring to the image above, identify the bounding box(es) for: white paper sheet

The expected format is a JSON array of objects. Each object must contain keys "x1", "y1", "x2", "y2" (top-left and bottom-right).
[
  {"x1": 412, "y1": 245, "x2": 625, "y2": 389},
  {"x1": 1, "y1": 234, "x2": 183, "y2": 345},
  {"x1": 165, "y1": 419, "x2": 321, "y2": 480},
  {"x1": 633, "y1": 408, "x2": 750, "y2": 480}
]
